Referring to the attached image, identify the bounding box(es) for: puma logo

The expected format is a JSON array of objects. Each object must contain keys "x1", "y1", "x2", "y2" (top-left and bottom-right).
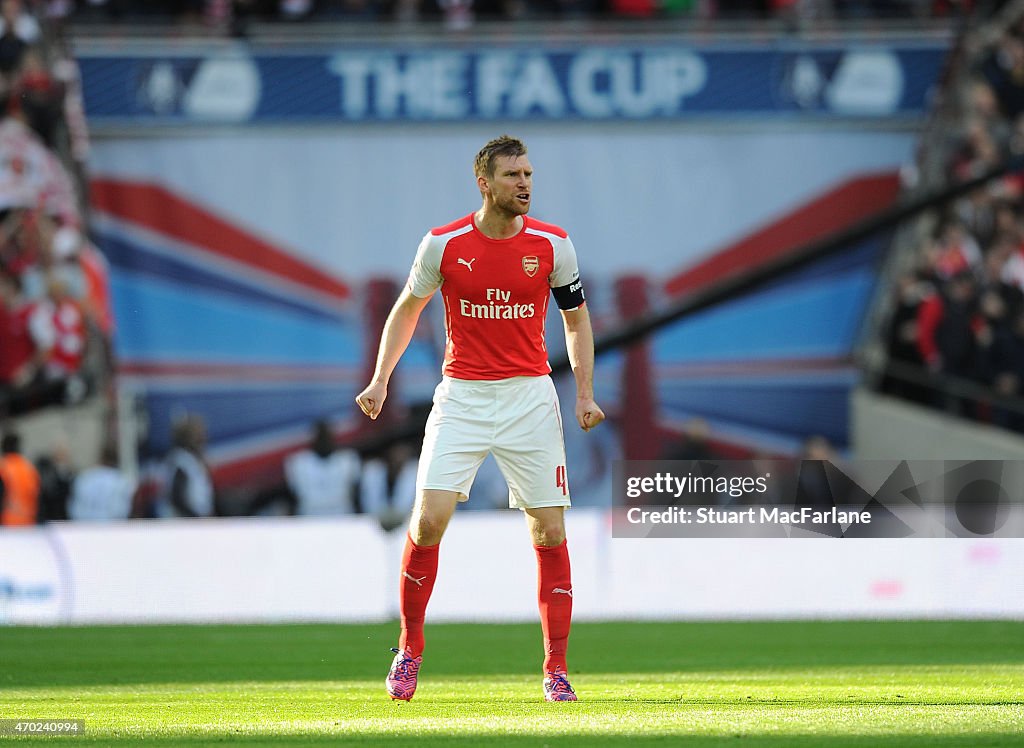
[
  {"x1": 552, "y1": 587, "x2": 573, "y2": 597},
  {"x1": 403, "y1": 572, "x2": 427, "y2": 587},
  {"x1": 458, "y1": 257, "x2": 477, "y2": 271}
]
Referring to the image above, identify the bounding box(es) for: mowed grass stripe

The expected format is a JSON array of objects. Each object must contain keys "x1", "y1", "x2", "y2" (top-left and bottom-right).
[{"x1": 0, "y1": 621, "x2": 1021, "y2": 745}]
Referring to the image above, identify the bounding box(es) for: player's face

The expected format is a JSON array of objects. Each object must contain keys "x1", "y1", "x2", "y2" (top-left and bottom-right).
[{"x1": 485, "y1": 155, "x2": 533, "y2": 216}]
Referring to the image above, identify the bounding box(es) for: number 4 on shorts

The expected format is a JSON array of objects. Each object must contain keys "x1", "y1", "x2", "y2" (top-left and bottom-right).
[{"x1": 555, "y1": 465, "x2": 567, "y2": 496}]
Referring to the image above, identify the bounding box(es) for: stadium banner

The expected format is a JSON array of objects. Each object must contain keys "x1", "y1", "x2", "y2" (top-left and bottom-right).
[
  {"x1": 76, "y1": 39, "x2": 949, "y2": 125},
  {"x1": 0, "y1": 531, "x2": 71, "y2": 625},
  {"x1": 90, "y1": 127, "x2": 915, "y2": 468},
  {"x1": 613, "y1": 460, "x2": 1024, "y2": 538},
  {"x1": 1, "y1": 510, "x2": 1022, "y2": 625}
]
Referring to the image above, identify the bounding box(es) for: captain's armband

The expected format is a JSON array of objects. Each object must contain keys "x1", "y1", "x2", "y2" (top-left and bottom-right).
[{"x1": 552, "y1": 277, "x2": 585, "y2": 310}]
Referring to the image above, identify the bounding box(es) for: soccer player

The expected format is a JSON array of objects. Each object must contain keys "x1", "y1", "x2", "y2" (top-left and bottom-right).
[{"x1": 355, "y1": 135, "x2": 604, "y2": 703}]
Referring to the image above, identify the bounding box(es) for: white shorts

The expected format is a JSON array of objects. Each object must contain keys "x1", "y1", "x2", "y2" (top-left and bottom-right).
[{"x1": 417, "y1": 375, "x2": 571, "y2": 510}]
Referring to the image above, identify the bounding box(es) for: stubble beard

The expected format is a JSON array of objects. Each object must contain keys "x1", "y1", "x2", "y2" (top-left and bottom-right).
[{"x1": 495, "y1": 193, "x2": 529, "y2": 218}]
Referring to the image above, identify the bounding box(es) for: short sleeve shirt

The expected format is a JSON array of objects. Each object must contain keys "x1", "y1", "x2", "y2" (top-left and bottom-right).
[{"x1": 407, "y1": 214, "x2": 583, "y2": 380}]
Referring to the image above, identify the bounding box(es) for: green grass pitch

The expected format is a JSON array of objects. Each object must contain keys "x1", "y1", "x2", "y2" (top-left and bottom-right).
[{"x1": 0, "y1": 621, "x2": 1021, "y2": 745}]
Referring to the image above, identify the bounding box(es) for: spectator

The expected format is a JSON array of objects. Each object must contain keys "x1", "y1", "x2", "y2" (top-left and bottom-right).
[
  {"x1": 0, "y1": 79, "x2": 82, "y2": 233},
  {"x1": 660, "y1": 417, "x2": 715, "y2": 461},
  {"x1": 1, "y1": 211, "x2": 43, "y2": 282},
  {"x1": 0, "y1": 17, "x2": 25, "y2": 74},
  {"x1": 981, "y1": 234, "x2": 1023, "y2": 313},
  {"x1": 880, "y1": 271, "x2": 932, "y2": 403},
  {"x1": 16, "y1": 47, "x2": 66, "y2": 150},
  {"x1": 59, "y1": 0, "x2": 963, "y2": 23},
  {"x1": 279, "y1": 0, "x2": 314, "y2": 19},
  {"x1": 42, "y1": 1, "x2": 75, "y2": 21},
  {"x1": 35, "y1": 433, "x2": 73, "y2": 521},
  {"x1": 917, "y1": 271, "x2": 981, "y2": 376},
  {"x1": 796, "y1": 434, "x2": 850, "y2": 517},
  {"x1": 989, "y1": 310, "x2": 1024, "y2": 431},
  {"x1": 1001, "y1": 226, "x2": 1024, "y2": 290},
  {"x1": 933, "y1": 220, "x2": 982, "y2": 279},
  {"x1": 41, "y1": 268, "x2": 87, "y2": 386},
  {"x1": 0, "y1": 267, "x2": 54, "y2": 415},
  {"x1": 917, "y1": 271, "x2": 985, "y2": 414},
  {"x1": 980, "y1": 30, "x2": 1024, "y2": 120},
  {"x1": 156, "y1": 413, "x2": 216, "y2": 518},
  {"x1": 68, "y1": 442, "x2": 135, "y2": 521},
  {"x1": 0, "y1": 429, "x2": 39, "y2": 525},
  {"x1": 0, "y1": 0, "x2": 40, "y2": 44},
  {"x1": 66, "y1": 230, "x2": 115, "y2": 339},
  {"x1": 360, "y1": 440, "x2": 418, "y2": 531},
  {"x1": 282, "y1": 419, "x2": 361, "y2": 516}
]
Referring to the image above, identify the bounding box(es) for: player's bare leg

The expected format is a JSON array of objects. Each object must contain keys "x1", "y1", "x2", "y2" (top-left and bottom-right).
[
  {"x1": 526, "y1": 506, "x2": 577, "y2": 701},
  {"x1": 386, "y1": 489, "x2": 460, "y2": 701},
  {"x1": 409, "y1": 489, "x2": 459, "y2": 545},
  {"x1": 526, "y1": 506, "x2": 566, "y2": 547}
]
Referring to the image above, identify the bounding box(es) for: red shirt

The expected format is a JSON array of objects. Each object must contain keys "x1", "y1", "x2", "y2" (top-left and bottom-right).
[
  {"x1": 0, "y1": 302, "x2": 39, "y2": 384},
  {"x1": 49, "y1": 298, "x2": 85, "y2": 376},
  {"x1": 407, "y1": 214, "x2": 582, "y2": 381}
]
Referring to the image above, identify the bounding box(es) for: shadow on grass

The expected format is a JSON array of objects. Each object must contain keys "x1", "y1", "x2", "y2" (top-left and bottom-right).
[{"x1": 1, "y1": 621, "x2": 1022, "y2": 688}]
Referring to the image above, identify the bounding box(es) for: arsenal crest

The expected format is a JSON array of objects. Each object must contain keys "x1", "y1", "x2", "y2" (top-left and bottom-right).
[{"x1": 522, "y1": 256, "x2": 539, "y2": 277}]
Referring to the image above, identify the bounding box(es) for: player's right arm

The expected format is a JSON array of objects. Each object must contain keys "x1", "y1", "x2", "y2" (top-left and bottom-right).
[
  {"x1": 356, "y1": 288, "x2": 433, "y2": 420},
  {"x1": 356, "y1": 231, "x2": 443, "y2": 420}
]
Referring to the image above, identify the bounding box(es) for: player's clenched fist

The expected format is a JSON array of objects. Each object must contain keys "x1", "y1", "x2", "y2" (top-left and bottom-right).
[
  {"x1": 356, "y1": 382, "x2": 387, "y2": 420},
  {"x1": 576, "y1": 398, "x2": 605, "y2": 432}
]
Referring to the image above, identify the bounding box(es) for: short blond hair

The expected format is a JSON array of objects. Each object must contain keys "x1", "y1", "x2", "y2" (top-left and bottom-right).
[{"x1": 474, "y1": 135, "x2": 527, "y2": 179}]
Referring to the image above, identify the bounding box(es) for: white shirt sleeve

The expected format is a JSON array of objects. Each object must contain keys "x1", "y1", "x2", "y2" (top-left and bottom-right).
[
  {"x1": 67, "y1": 475, "x2": 86, "y2": 520},
  {"x1": 549, "y1": 234, "x2": 580, "y2": 289},
  {"x1": 28, "y1": 302, "x2": 56, "y2": 351},
  {"x1": 119, "y1": 475, "x2": 138, "y2": 519},
  {"x1": 16, "y1": 15, "x2": 41, "y2": 44},
  {"x1": 406, "y1": 232, "x2": 444, "y2": 298},
  {"x1": 283, "y1": 451, "x2": 302, "y2": 494}
]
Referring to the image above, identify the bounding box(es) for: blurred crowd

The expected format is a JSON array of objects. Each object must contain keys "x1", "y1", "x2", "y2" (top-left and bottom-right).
[
  {"x1": 48, "y1": 0, "x2": 969, "y2": 30},
  {"x1": 0, "y1": 417, "x2": 423, "y2": 525},
  {"x1": 880, "y1": 15, "x2": 1024, "y2": 432},
  {"x1": 0, "y1": 0, "x2": 110, "y2": 419}
]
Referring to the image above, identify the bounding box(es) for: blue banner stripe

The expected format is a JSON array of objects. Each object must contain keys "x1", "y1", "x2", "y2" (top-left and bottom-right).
[
  {"x1": 660, "y1": 379, "x2": 854, "y2": 447},
  {"x1": 97, "y1": 230, "x2": 346, "y2": 325},
  {"x1": 654, "y1": 239, "x2": 884, "y2": 363},
  {"x1": 110, "y1": 272, "x2": 361, "y2": 366},
  {"x1": 653, "y1": 271, "x2": 874, "y2": 362}
]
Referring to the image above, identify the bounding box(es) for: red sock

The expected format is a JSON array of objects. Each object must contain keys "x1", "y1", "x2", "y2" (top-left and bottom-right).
[
  {"x1": 398, "y1": 534, "x2": 439, "y2": 658},
  {"x1": 535, "y1": 538, "x2": 572, "y2": 674}
]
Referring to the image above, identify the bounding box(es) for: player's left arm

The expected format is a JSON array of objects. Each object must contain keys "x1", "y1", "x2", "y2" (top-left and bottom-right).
[
  {"x1": 561, "y1": 305, "x2": 605, "y2": 432},
  {"x1": 550, "y1": 232, "x2": 604, "y2": 432}
]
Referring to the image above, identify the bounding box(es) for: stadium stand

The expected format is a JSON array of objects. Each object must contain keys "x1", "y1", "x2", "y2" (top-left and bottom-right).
[
  {"x1": 58, "y1": 0, "x2": 970, "y2": 29},
  {"x1": 0, "y1": 0, "x2": 114, "y2": 525},
  {"x1": 872, "y1": 1, "x2": 1024, "y2": 433}
]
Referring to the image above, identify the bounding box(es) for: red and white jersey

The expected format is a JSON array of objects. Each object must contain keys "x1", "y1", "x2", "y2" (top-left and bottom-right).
[
  {"x1": 0, "y1": 119, "x2": 50, "y2": 211},
  {"x1": 407, "y1": 213, "x2": 583, "y2": 380},
  {"x1": 47, "y1": 298, "x2": 85, "y2": 376},
  {"x1": 0, "y1": 300, "x2": 51, "y2": 384}
]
